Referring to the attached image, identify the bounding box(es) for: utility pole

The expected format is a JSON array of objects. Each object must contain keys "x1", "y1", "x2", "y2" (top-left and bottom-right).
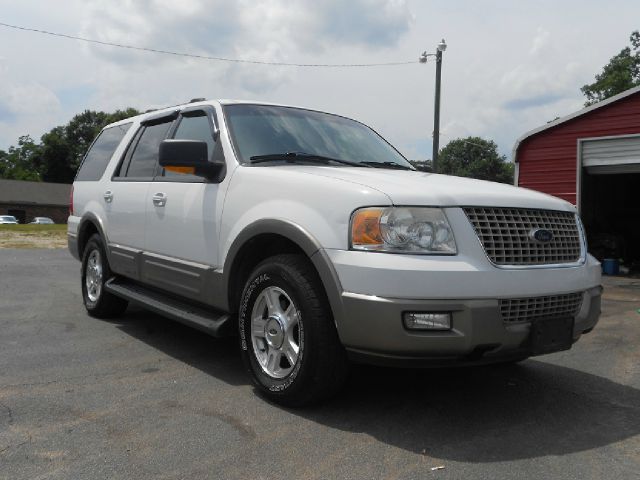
[
  {"x1": 421, "y1": 39, "x2": 447, "y2": 172},
  {"x1": 432, "y1": 39, "x2": 446, "y2": 172}
]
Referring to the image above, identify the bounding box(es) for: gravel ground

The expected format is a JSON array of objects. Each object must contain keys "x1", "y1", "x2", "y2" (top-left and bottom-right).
[{"x1": 1, "y1": 249, "x2": 639, "y2": 480}]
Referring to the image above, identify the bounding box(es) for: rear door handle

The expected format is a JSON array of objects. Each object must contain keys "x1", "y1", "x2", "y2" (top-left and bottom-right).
[
  {"x1": 103, "y1": 191, "x2": 113, "y2": 203},
  {"x1": 152, "y1": 192, "x2": 167, "y2": 207}
]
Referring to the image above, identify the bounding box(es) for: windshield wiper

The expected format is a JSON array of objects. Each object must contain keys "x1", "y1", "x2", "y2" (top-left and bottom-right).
[
  {"x1": 249, "y1": 152, "x2": 371, "y2": 168},
  {"x1": 359, "y1": 161, "x2": 414, "y2": 170}
]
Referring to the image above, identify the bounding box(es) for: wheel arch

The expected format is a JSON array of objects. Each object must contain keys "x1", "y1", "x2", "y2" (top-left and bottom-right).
[
  {"x1": 77, "y1": 213, "x2": 109, "y2": 260},
  {"x1": 222, "y1": 220, "x2": 344, "y2": 329}
]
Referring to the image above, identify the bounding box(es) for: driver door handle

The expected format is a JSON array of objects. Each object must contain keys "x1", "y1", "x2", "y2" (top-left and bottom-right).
[
  {"x1": 103, "y1": 190, "x2": 113, "y2": 203},
  {"x1": 152, "y1": 192, "x2": 167, "y2": 207}
]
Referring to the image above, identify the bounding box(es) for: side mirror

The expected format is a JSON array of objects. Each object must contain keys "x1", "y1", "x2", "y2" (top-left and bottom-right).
[{"x1": 159, "y1": 139, "x2": 223, "y2": 181}]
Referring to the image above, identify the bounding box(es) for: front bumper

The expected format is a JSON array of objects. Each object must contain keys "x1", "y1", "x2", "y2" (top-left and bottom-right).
[
  {"x1": 321, "y1": 227, "x2": 602, "y2": 365},
  {"x1": 338, "y1": 286, "x2": 601, "y2": 366}
]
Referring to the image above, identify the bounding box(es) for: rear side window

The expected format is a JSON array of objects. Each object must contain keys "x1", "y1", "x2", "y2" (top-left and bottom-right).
[
  {"x1": 76, "y1": 123, "x2": 132, "y2": 181},
  {"x1": 124, "y1": 121, "x2": 173, "y2": 178}
]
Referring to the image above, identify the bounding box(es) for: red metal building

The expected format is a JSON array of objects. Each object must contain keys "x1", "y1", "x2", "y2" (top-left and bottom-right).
[{"x1": 513, "y1": 85, "x2": 640, "y2": 265}]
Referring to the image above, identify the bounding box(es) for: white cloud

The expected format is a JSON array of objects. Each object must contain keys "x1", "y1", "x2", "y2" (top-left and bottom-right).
[
  {"x1": 73, "y1": 0, "x2": 413, "y2": 96},
  {"x1": 2, "y1": 82, "x2": 60, "y2": 114},
  {"x1": 0, "y1": 0, "x2": 639, "y2": 162},
  {"x1": 0, "y1": 79, "x2": 62, "y2": 146},
  {"x1": 80, "y1": 0, "x2": 412, "y2": 62},
  {"x1": 529, "y1": 27, "x2": 550, "y2": 56},
  {"x1": 499, "y1": 29, "x2": 586, "y2": 109}
]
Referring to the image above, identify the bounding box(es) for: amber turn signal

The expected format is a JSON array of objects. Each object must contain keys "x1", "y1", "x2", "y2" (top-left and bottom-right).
[
  {"x1": 165, "y1": 166, "x2": 196, "y2": 175},
  {"x1": 351, "y1": 208, "x2": 383, "y2": 246}
]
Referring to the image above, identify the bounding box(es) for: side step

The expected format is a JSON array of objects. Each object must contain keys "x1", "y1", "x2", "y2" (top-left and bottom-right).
[{"x1": 105, "y1": 278, "x2": 233, "y2": 337}]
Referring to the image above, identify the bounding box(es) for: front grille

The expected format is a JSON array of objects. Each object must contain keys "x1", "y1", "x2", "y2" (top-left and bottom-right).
[
  {"x1": 463, "y1": 207, "x2": 582, "y2": 266},
  {"x1": 500, "y1": 292, "x2": 584, "y2": 323}
]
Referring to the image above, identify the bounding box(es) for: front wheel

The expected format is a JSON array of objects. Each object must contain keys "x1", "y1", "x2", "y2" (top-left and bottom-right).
[
  {"x1": 239, "y1": 254, "x2": 349, "y2": 406},
  {"x1": 81, "y1": 234, "x2": 128, "y2": 318}
]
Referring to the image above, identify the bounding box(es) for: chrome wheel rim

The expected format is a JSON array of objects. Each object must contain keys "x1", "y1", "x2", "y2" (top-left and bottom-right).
[
  {"x1": 85, "y1": 249, "x2": 103, "y2": 303},
  {"x1": 250, "y1": 286, "x2": 301, "y2": 379}
]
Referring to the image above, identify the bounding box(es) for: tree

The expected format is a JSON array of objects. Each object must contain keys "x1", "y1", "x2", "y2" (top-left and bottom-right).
[
  {"x1": 63, "y1": 108, "x2": 139, "y2": 174},
  {"x1": 38, "y1": 127, "x2": 75, "y2": 183},
  {"x1": 437, "y1": 137, "x2": 514, "y2": 184},
  {"x1": 106, "y1": 108, "x2": 141, "y2": 124},
  {"x1": 63, "y1": 110, "x2": 111, "y2": 173},
  {"x1": 0, "y1": 107, "x2": 140, "y2": 183},
  {"x1": 409, "y1": 159, "x2": 433, "y2": 172},
  {"x1": 581, "y1": 30, "x2": 640, "y2": 106},
  {"x1": 0, "y1": 136, "x2": 42, "y2": 181}
]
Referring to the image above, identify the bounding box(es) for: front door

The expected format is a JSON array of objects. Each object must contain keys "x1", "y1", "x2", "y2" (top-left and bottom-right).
[{"x1": 142, "y1": 107, "x2": 226, "y2": 304}]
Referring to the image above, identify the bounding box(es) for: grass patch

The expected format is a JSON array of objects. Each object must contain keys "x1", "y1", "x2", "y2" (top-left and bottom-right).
[{"x1": 0, "y1": 224, "x2": 67, "y2": 233}]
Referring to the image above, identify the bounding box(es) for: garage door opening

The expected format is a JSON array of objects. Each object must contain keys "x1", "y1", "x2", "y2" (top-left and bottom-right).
[{"x1": 581, "y1": 171, "x2": 640, "y2": 269}]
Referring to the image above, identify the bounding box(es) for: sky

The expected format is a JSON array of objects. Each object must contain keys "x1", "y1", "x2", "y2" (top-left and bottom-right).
[{"x1": 0, "y1": 0, "x2": 639, "y2": 160}]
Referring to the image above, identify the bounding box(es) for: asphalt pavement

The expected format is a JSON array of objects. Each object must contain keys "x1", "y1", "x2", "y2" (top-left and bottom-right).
[{"x1": 1, "y1": 249, "x2": 639, "y2": 479}]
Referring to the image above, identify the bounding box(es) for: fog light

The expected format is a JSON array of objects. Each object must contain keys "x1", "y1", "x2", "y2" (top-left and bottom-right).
[{"x1": 403, "y1": 312, "x2": 452, "y2": 330}]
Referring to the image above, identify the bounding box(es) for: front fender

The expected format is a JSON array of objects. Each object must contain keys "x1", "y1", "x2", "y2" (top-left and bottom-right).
[{"x1": 220, "y1": 219, "x2": 345, "y2": 336}]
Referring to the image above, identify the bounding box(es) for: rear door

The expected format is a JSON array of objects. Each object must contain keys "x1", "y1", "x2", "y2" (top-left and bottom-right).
[
  {"x1": 105, "y1": 112, "x2": 176, "y2": 278},
  {"x1": 142, "y1": 106, "x2": 225, "y2": 303},
  {"x1": 72, "y1": 121, "x2": 133, "y2": 252}
]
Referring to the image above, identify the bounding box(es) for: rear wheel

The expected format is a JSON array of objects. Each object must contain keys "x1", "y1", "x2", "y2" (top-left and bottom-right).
[
  {"x1": 81, "y1": 234, "x2": 128, "y2": 318},
  {"x1": 239, "y1": 254, "x2": 349, "y2": 406}
]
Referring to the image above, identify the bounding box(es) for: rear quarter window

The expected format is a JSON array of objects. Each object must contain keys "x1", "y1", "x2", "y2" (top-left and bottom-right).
[{"x1": 76, "y1": 123, "x2": 133, "y2": 181}]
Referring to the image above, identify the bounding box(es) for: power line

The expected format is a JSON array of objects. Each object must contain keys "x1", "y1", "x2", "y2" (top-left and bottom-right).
[{"x1": 0, "y1": 21, "x2": 426, "y2": 68}]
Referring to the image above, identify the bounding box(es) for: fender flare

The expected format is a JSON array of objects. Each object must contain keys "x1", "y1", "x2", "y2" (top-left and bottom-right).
[
  {"x1": 221, "y1": 219, "x2": 345, "y2": 326},
  {"x1": 77, "y1": 213, "x2": 110, "y2": 260}
]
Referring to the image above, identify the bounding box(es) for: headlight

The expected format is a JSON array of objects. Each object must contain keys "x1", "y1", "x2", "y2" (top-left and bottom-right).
[{"x1": 350, "y1": 207, "x2": 457, "y2": 254}]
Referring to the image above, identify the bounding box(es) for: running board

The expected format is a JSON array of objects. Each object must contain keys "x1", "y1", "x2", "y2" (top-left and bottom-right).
[{"x1": 105, "y1": 278, "x2": 233, "y2": 337}]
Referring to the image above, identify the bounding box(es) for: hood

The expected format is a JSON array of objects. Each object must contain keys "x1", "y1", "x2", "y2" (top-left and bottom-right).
[{"x1": 282, "y1": 166, "x2": 575, "y2": 212}]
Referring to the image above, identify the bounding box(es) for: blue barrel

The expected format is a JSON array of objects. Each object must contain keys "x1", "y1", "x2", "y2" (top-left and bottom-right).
[{"x1": 602, "y1": 258, "x2": 619, "y2": 275}]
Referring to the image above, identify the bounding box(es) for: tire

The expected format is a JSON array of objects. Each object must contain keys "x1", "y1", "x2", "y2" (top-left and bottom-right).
[
  {"x1": 81, "y1": 234, "x2": 128, "y2": 318},
  {"x1": 239, "y1": 254, "x2": 349, "y2": 406}
]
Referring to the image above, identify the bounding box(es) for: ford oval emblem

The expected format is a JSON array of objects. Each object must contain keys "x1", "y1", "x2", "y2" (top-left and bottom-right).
[{"x1": 530, "y1": 228, "x2": 554, "y2": 243}]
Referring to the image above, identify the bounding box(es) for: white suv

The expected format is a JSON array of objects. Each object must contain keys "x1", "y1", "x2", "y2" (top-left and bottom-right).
[{"x1": 68, "y1": 99, "x2": 602, "y2": 405}]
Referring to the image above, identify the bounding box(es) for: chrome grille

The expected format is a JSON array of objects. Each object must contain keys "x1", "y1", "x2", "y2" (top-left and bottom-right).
[
  {"x1": 463, "y1": 207, "x2": 582, "y2": 266},
  {"x1": 500, "y1": 292, "x2": 584, "y2": 323}
]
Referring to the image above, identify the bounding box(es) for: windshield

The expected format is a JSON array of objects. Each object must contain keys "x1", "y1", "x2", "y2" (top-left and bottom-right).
[
  {"x1": 1, "y1": 216, "x2": 16, "y2": 221},
  {"x1": 224, "y1": 104, "x2": 413, "y2": 169}
]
